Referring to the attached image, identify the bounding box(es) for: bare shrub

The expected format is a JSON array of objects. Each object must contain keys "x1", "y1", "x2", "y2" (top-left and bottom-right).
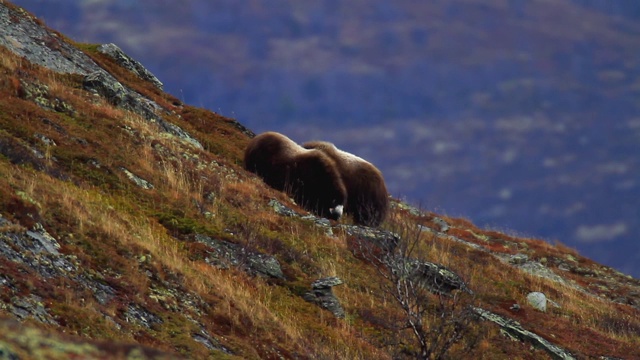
[{"x1": 352, "y1": 209, "x2": 480, "y2": 359}]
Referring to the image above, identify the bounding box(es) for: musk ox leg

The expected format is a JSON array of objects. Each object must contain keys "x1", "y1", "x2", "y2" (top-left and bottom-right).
[{"x1": 289, "y1": 152, "x2": 347, "y2": 221}]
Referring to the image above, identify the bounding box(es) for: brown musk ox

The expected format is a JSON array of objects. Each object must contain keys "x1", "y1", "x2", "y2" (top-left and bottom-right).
[
  {"x1": 244, "y1": 132, "x2": 346, "y2": 220},
  {"x1": 303, "y1": 141, "x2": 389, "y2": 227}
]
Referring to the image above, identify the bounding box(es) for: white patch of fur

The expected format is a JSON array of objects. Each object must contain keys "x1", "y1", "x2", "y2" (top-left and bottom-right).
[{"x1": 330, "y1": 204, "x2": 344, "y2": 218}]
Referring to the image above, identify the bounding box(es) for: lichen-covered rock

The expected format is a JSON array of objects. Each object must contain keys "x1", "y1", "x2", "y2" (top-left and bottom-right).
[
  {"x1": 120, "y1": 167, "x2": 154, "y2": 189},
  {"x1": 98, "y1": 43, "x2": 164, "y2": 90},
  {"x1": 26, "y1": 222, "x2": 61, "y2": 255},
  {"x1": 340, "y1": 224, "x2": 400, "y2": 253},
  {"x1": 512, "y1": 257, "x2": 573, "y2": 288},
  {"x1": 473, "y1": 307, "x2": 576, "y2": 360},
  {"x1": 388, "y1": 257, "x2": 473, "y2": 295},
  {"x1": 0, "y1": 4, "x2": 103, "y2": 75},
  {"x1": 83, "y1": 71, "x2": 128, "y2": 106},
  {"x1": 3, "y1": 295, "x2": 58, "y2": 325},
  {"x1": 82, "y1": 71, "x2": 203, "y2": 149},
  {"x1": 303, "y1": 277, "x2": 345, "y2": 318},
  {"x1": 0, "y1": 222, "x2": 77, "y2": 279},
  {"x1": 0, "y1": 218, "x2": 118, "y2": 308},
  {"x1": 18, "y1": 80, "x2": 76, "y2": 115},
  {"x1": 83, "y1": 70, "x2": 165, "y2": 130},
  {"x1": 268, "y1": 199, "x2": 299, "y2": 218},
  {"x1": 125, "y1": 304, "x2": 163, "y2": 329},
  {"x1": 195, "y1": 234, "x2": 284, "y2": 279},
  {"x1": 192, "y1": 328, "x2": 232, "y2": 354},
  {"x1": 390, "y1": 200, "x2": 423, "y2": 216},
  {"x1": 268, "y1": 199, "x2": 335, "y2": 235}
]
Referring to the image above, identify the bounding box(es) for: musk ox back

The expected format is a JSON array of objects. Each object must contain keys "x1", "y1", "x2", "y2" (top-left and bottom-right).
[
  {"x1": 303, "y1": 141, "x2": 389, "y2": 227},
  {"x1": 244, "y1": 132, "x2": 346, "y2": 220}
]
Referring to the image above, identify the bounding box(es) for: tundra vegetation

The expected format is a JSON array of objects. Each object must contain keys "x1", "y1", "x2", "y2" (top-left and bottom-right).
[{"x1": 0, "y1": 3, "x2": 639, "y2": 359}]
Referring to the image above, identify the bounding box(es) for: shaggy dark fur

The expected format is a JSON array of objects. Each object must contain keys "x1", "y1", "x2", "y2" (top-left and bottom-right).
[
  {"x1": 244, "y1": 132, "x2": 347, "y2": 220},
  {"x1": 303, "y1": 141, "x2": 389, "y2": 227}
]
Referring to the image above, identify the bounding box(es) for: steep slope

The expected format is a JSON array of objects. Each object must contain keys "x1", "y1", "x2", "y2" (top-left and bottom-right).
[
  {"x1": 1, "y1": 3, "x2": 639, "y2": 359},
  {"x1": 10, "y1": 0, "x2": 640, "y2": 278}
]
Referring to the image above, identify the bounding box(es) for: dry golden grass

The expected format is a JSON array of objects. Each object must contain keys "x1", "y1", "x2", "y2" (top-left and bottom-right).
[
  {"x1": 0, "y1": 50, "x2": 23, "y2": 73},
  {"x1": 1, "y1": 153, "x2": 386, "y2": 357}
]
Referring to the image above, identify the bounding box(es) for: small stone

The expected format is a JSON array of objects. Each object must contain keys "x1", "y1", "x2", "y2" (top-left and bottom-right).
[
  {"x1": 120, "y1": 167, "x2": 154, "y2": 189},
  {"x1": 510, "y1": 253, "x2": 529, "y2": 265},
  {"x1": 269, "y1": 199, "x2": 299, "y2": 217},
  {"x1": 527, "y1": 292, "x2": 547, "y2": 312},
  {"x1": 558, "y1": 263, "x2": 571, "y2": 272},
  {"x1": 432, "y1": 217, "x2": 450, "y2": 232}
]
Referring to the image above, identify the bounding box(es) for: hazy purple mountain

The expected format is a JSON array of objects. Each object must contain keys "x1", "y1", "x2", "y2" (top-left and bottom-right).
[{"x1": 13, "y1": 0, "x2": 640, "y2": 277}]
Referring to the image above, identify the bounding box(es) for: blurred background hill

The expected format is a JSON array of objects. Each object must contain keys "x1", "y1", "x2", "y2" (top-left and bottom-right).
[{"x1": 13, "y1": 0, "x2": 640, "y2": 277}]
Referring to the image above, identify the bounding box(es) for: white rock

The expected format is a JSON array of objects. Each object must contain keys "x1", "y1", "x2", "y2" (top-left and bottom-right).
[{"x1": 527, "y1": 292, "x2": 547, "y2": 312}]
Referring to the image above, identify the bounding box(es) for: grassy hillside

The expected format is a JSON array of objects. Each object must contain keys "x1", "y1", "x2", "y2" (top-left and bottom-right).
[
  {"x1": 11, "y1": 0, "x2": 640, "y2": 279},
  {"x1": 1, "y1": 3, "x2": 639, "y2": 359}
]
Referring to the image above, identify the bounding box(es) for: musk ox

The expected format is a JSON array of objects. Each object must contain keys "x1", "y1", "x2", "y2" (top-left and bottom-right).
[
  {"x1": 303, "y1": 141, "x2": 389, "y2": 227},
  {"x1": 244, "y1": 132, "x2": 346, "y2": 220}
]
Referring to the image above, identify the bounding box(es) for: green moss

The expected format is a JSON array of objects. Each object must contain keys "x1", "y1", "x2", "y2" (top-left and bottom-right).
[{"x1": 155, "y1": 209, "x2": 208, "y2": 236}]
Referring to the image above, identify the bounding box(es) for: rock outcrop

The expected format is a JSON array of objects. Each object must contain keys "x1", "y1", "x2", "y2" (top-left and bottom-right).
[
  {"x1": 195, "y1": 234, "x2": 284, "y2": 280},
  {"x1": 82, "y1": 71, "x2": 202, "y2": 149},
  {"x1": 303, "y1": 277, "x2": 346, "y2": 318},
  {"x1": 0, "y1": 5, "x2": 103, "y2": 75},
  {"x1": 390, "y1": 257, "x2": 473, "y2": 295},
  {"x1": 97, "y1": 43, "x2": 164, "y2": 90},
  {"x1": 473, "y1": 307, "x2": 576, "y2": 360},
  {"x1": 0, "y1": 3, "x2": 201, "y2": 150}
]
